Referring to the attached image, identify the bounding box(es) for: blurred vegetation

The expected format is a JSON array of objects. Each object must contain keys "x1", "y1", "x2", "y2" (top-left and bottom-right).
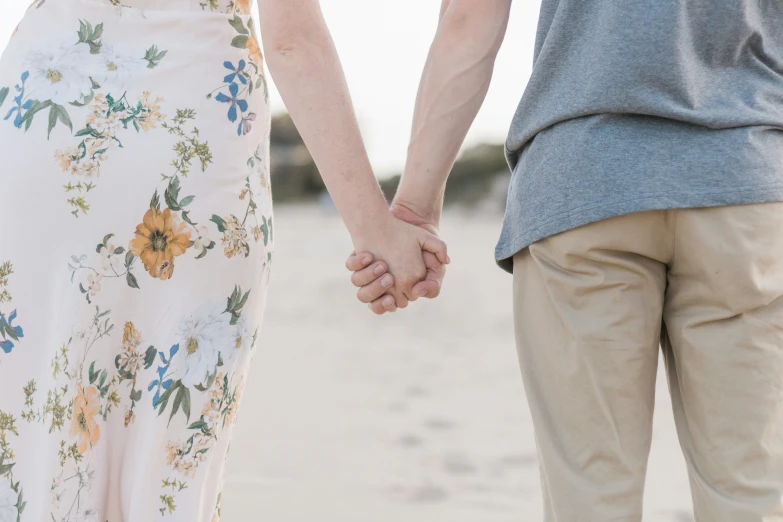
[{"x1": 270, "y1": 113, "x2": 510, "y2": 205}]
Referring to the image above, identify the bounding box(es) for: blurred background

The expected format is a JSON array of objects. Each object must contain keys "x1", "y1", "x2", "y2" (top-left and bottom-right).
[{"x1": 1, "y1": 2, "x2": 693, "y2": 520}]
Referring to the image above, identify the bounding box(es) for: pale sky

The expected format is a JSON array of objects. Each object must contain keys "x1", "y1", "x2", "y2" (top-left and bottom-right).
[{"x1": 0, "y1": 1, "x2": 540, "y2": 175}]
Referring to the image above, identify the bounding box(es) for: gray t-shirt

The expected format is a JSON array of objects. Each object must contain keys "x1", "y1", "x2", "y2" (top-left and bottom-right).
[{"x1": 496, "y1": 0, "x2": 783, "y2": 272}]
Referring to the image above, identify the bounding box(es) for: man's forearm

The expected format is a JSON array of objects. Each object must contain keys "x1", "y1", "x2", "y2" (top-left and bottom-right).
[
  {"x1": 394, "y1": 0, "x2": 512, "y2": 225},
  {"x1": 260, "y1": 0, "x2": 389, "y2": 242}
]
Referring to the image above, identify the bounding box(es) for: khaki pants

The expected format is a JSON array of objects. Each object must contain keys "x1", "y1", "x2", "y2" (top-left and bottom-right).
[{"x1": 513, "y1": 204, "x2": 783, "y2": 521}]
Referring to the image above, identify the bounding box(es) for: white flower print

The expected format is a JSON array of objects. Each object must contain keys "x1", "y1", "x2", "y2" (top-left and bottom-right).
[
  {"x1": 98, "y1": 242, "x2": 122, "y2": 273},
  {"x1": 223, "y1": 316, "x2": 249, "y2": 368},
  {"x1": 86, "y1": 273, "x2": 102, "y2": 296},
  {"x1": 90, "y1": 45, "x2": 145, "y2": 87},
  {"x1": 0, "y1": 478, "x2": 18, "y2": 522},
  {"x1": 192, "y1": 225, "x2": 211, "y2": 252},
  {"x1": 24, "y1": 44, "x2": 94, "y2": 104},
  {"x1": 191, "y1": 224, "x2": 215, "y2": 258},
  {"x1": 171, "y1": 302, "x2": 232, "y2": 388}
]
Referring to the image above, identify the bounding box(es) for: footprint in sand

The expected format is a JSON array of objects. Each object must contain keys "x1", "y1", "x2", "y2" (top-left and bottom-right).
[
  {"x1": 442, "y1": 452, "x2": 479, "y2": 476},
  {"x1": 397, "y1": 434, "x2": 426, "y2": 448},
  {"x1": 405, "y1": 385, "x2": 429, "y2": 398},
  {"x1": 408, "y1": 484, "x2": 450, "y2": 504},
  {"x1": 423, "y1": 417, "x2": 457, "y2": 431}
]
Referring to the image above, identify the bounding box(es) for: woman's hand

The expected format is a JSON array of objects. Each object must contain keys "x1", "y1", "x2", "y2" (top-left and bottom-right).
[
  {"x1": 348, "y1": 205, "x2": 449, "y2": 315},
  {"x1": 352, "y1": 213, "x2": 449, "y2": 312}
]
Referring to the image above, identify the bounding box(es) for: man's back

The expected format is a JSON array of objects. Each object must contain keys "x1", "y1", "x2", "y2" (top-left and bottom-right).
[{"x1": 496, "y1": 0, "x2": 783, "y2": 271}]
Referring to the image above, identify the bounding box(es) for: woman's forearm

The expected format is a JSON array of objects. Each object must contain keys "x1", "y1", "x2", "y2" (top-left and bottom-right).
[
  {"x1": 258, "y1": 0, "x2": 389, "y2": 242},
  {"x1": 394, "y1": 0, "x2": 512, "y2": 226}
]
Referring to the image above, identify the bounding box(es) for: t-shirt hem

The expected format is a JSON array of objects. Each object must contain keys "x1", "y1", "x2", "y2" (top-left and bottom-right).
[{"x1": 494, "y1": 185, "x2": 783, "y2": 274}]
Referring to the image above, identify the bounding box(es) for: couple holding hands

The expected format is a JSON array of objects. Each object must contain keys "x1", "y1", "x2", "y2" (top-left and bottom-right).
[{"x1": 4, "y1": 0, "x2": 783, "y2": 520}]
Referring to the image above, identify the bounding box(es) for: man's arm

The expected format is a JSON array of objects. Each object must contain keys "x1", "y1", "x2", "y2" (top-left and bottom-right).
[
  {"x1": 393, "y1": 0, "x2": 512, "y2": 226},
  {"x1": 348, "y1": 0, "x2": 512, "y2": 315}
]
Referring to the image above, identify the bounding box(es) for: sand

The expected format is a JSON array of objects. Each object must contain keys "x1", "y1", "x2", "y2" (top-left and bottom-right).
[{"x1": 222, "y1": 204, "x2": 694, "y2": 521}]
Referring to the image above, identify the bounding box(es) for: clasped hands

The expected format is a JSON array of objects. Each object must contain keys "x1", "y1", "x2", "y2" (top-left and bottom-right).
[{"x1": 345, "y1": 202, "x2": 448, "y2": 315}]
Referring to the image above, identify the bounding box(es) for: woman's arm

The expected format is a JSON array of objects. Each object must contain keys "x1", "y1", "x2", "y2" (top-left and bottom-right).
[
  {"x1": 258, "y1": 0, "x2": 449, "y2": 306},
  {"x1": 258, "y1": 0, "x2": 387, "y2": 240},
  {"x1": 393, "y1": 0, "x2": 513, "y2": 226}
]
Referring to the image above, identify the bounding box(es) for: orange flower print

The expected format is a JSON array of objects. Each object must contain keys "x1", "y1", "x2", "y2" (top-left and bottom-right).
[
  {"x1": 235, "y1": 0, "x2": 251, "y2": 15},
  {"x1": 129, "y1": 208, "x2": 191, "y2": 280},
  {"x1": 70, "y1": 384, "x2": 101, "y2": 454},
  {"x1": 246, "y1": 36, "x2": 263, "y2": 68}
]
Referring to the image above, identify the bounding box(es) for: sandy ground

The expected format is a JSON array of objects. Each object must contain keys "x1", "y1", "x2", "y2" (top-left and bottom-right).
[{"x1": 222, "y1": 204, "x2": 694, "y2": 522}]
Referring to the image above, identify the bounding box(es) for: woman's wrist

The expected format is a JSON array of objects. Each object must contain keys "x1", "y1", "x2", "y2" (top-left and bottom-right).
[{"x1": 348, "y1": 204, "x2": 394, "y2": 249}]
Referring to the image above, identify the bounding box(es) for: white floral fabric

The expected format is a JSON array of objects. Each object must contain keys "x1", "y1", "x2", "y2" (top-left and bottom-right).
[{"x1": 0, "y1": 0, "x2": 272, "y2": 520}]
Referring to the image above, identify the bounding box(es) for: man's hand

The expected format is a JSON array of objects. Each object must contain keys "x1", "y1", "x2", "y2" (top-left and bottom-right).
[{"x1": 346, "y1": 203, "x2": 447, "y2": 315}]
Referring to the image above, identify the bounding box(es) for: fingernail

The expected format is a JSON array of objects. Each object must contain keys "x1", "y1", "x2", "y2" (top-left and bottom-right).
[
  {"x1": 362, "y1": 255, "x2": 372, "y2": 264},
  {"x1": 381, "y1": 275, "x2": 393, "y2": 288},
  {"x1": 374, "y1": 263, "x2": 385, "y2": 275},
  {"x1": 383, "y1": 296, "x2": 394, "y2": 308}
]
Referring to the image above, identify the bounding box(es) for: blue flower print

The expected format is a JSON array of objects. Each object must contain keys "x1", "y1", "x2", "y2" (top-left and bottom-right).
[
  {"x1": 223, "y1": 60, "x2": 248, "y2": 85},
  {"x1": 148, "y1": 343, "x2": 179, "y2": 406},
  {"x1": 215, "y1": 82, "x2": 248, "y2": 123},
  {"x1": 0, "y1": 309, "x2": 24, "y2": 353},
  {"x1": 3, "y1": 71, "x2": 34, "y2": 129}
]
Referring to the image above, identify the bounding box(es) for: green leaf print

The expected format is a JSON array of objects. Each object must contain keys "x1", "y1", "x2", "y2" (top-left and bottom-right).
[
  {"x1": 18, "y1": 99, "x2": 51, "y2": 131},
  {"x1": 143, "y1": 346, "x2": 157, "y2": 370},
  {"x1": 126, "y1": 271, "x2": 140, "y2": 289},
  {"x1": 260, "y1": 216, "x2": 270, "y2": 246},
  {"x1": 188, "y1": 420, "x2": 209, "y2": 431},
  {"x1": 172, "y1": 385, "x2": 192, "y2": 423},
  {"x1": 231, "y1": 35, "x2": 249, "y2": 49},
  {"x1": 210, "y1": 215, "x2": 227, "y2": 232},
  {"x1": 163, "y1": 177, "x2": 196, "y2": 212},
  {"x1": 0, "y1": 87, "x2": 8, "y2": 108},
  {"x1": 225, "y1": 285, "x2": 251, "y2": 326},
  {"x1": 70, "y1": 89, "x2": 96, "y2": 108},
  {"x1": 150, "y1": 190, "x2": 161, "y2": 211},
  {"x1": 47, "y1": 103, "x2": 73, "y2": 139},
  {"x1": 228, "y1": 15, "x2": 249, "y2": 35},
  {"x1": 144, "y1": 45, "x2": 168, "y2": 69},
  {"x1": 77, "y1": 20, "x2": 104, "y2": 54},
  {"x1": 164, "y1": 178, "x2": 181, "y2": 210},
  {"x1": 157, "y1": 380, "x2": 192, "y2": 426}
]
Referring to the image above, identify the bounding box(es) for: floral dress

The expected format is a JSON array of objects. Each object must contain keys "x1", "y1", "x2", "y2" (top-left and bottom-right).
[{"x1": 0, "y1": 0, "x2": 272, "y2": 520}]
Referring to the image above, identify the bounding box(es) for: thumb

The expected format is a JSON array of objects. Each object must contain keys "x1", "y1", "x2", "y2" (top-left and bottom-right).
[{"x1": 418, "y1": 231, "x2": 450, "y2": 265}]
